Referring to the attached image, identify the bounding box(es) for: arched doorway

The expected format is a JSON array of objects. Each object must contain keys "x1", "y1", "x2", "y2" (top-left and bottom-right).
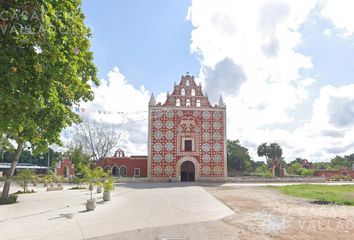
[
  {"x1": 63, "y1": 166, "x2": 69, "y2": 178},
  {"x1": 181, "y1": 161, "x2": 195, "y2": 182},
  {"x1": 112, "y1": 166, "x2": 119, "y2": 176}
]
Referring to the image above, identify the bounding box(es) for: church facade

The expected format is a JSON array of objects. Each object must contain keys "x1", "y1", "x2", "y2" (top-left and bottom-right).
[{"x1": 148, "y1": 74, "x2": 227, "y2": 181}]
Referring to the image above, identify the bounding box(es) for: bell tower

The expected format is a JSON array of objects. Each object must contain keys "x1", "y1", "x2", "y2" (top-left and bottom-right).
[{"x1": 147, "y1": 74, "x2": 227, "y2": 181}]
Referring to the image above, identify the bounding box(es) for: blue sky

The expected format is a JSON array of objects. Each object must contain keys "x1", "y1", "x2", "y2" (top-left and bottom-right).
[
  {"x1": 82, "y1": 0, "x2": 199, "y2": 94},
  {"x1": 79, "y1": 0, "x2": 354, "y2": 162},
  {"x1": 298, "y1": 7, "x2": 354, "y2": 88}
]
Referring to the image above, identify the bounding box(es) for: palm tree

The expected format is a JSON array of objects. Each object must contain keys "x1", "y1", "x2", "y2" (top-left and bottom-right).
[{"x1": 257, "y1": 143, "x2": 283, "y2": 176}]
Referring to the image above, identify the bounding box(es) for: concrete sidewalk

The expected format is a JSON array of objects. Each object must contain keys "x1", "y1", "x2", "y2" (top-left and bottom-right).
[{"x1": 0, "y1": 183, "x2": 234, "y2": 240}]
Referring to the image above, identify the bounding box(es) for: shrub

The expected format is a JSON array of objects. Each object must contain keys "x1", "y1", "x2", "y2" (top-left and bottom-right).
[
  {"x1": 255, "y1": 165, "x2": 269, "y2": 174},
  {"x1": 69, "y1": 186, "x2": 86, "y2": 190},
  {"x1": 0, "y1": 194, "x2": 18, "y2": 205},
  {"x1": 300, "y1": 168, "x2": 314, "y2": 177},
  {"x1": 342, "y1": 175, "x2": 352, "y2": 181},
  {"x1": 16, "y1": 189, "x2": 35, "y2": 194},
  {"x1": 15, "y1": 169, "x2": 34, "y2": 192},
  {"x1": 287, "y1": 162, "x2": 303, "y2": 175},
  {"x1": 262, "y1": 171, "x2": 273, "y2": 178},
  {"x1": 103, "y1": 178, "x2": 115, "y2": 192},
  {"x1": 328, "y1": 175, "x2": 340, "y2": 181},
  {"x1": 327, "y1": 175, "x2": 352, "y2": 181},
  {"x1": 31, "y1": 175, "x2": 39, "y2": 186},
  {"x1": 36, "y1": 174, "x2": 47, "y2": 183},
  {"x1": 72, "y1": 176, "x2": 84, "y2": 187},
  {"x1": 57, "y1": 176, "x2": 66, "y2": 183},
  {"x1": 49, "y1": 173, "x2": 58, "y2": 183}
]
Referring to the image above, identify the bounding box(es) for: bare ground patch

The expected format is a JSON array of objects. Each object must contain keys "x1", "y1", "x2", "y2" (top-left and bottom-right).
[{"x1": 205, "y1": 185, "x2": 354, "y2": 240}]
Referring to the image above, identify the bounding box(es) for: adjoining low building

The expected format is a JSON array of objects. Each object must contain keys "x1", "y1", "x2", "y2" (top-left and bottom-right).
[
  {"x1": 315, "y1": 168, "x2": 354, "y2": 178},
  {"x1": 0, "y1": 157, "x2": 75, "y2": 177},
  {"x1": 55, "y1": 157, "x2": 75, "y2": 178},
  {"x1": 98, "y1": 149, "x2": 147, "y2": 177},
  {"x1": 0, "y1": 163, "x2": 48, "y2": 177}
]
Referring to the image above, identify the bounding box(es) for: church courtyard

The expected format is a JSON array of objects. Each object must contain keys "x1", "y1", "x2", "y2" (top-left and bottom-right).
[{"x1": 1, "y1": 183, "x2": 354, "y2": 240}]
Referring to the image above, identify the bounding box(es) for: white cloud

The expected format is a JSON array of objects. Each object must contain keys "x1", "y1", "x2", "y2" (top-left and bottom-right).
[
  {"x1": 291, "y1": 84, "x2": 354, "y2": 160},
  {"x1": 62, "y1": 67, "x2": 150, "y2": 156},
  {"x1": 58, "y1": 1, "x2": 354, "y2": 163},
  {"x1": 323, "y1": 28, "x2": 332, "y2": 37},
  {"x1": 155, "y1": 92, "x2": 167, "y2": 105},
  {"x1": 320, "y1": 0, "x2": 354, "y2": 37},
  {"x1": 188, "y1": 0, "x2": 318, "y2": 161}
]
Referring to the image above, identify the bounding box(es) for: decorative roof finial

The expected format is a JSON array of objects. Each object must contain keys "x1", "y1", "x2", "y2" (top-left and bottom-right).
[
  {"x1": 149, "y1": 93, "x2": 156, "y2": 106},
  {"x1": 218, "y1": 94, "x2": 225, "y2": 107},
  {"x1": 186, "y1": 71, "x2": 190, "y2": 76}
]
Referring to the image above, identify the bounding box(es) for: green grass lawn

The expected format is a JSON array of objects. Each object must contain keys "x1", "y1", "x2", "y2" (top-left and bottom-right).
[{"x1": 269, "y1": 184, "x2": 354, "y2": 206}]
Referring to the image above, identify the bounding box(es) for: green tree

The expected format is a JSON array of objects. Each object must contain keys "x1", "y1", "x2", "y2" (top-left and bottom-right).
[
  {"x1": 287, "y1": 162, "x2": 303, "y2": 175},
  {"x1": 65, "y1": 144, "x2": 90, "y2": 173},
  {"x1": 0, "y1": 1, "x2": 98, "y2": 199},
  {"x1": 255, "y1": 163, "x2": 272, "y2": 178},
  {"x1": 300, "y1": 168, "x2": 314, "y2": 177},
  {"x1": 81, "y1": 165, "x2": 107, "y2": 199},
  {"x1": 314, "y1": 162, "x2": 332, "y2": 170},
  {"x1": 257, "y1": 143, "x2": 283, "y2": 176},
  {"x1": 330, "y1": 155, "x2": 354, "y2": 169},
  {"x1": 0, "y1": 135, "x2": 15, "y2": 162},
  {"x1": 255, "y1": 163, "x2": 269, "y2": 173},
  {"x1": 227, "y1": 140, "x2": 254, "y2": 172}
]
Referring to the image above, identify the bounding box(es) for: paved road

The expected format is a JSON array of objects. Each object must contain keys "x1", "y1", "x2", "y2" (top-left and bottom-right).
[
  {"x1": 0, "y1": 183, "x2": 235, "y2": 240},
  {"x1": 2, "y1": 181, "x2": 353, "y2": 240},
  {"x1": 90, "y1": 219, "x2": 238, "y2": 240}
]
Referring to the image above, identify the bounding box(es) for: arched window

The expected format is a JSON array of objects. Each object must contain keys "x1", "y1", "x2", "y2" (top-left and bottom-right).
[
  {"x1": 176, "y1": 99, "x2": 180, "y2": 106},
  {"x1": 196, "y1": 99, "x2": 201, "y2": 107},
  {"x1": 191, "y1": 89, "x2": 195, "y2": 96},
  {"x1": 186, "y1": 99, "x2": 191, "y2": 106},
  {"x1": 181, "y1": 88, "x2": 185, "y2": 96},
  {"x1": 104, "y1": 166, "x2": 111, "y2": 173},
  {"x1": 112, "y1": 166, "x2": 119, "y2": 176},
  {"x1": 119, "y1": 165, "x2": 127, "y2": 177},
  {"x1": 186, "y1": 80, "x2": 190, "y2": 86}
]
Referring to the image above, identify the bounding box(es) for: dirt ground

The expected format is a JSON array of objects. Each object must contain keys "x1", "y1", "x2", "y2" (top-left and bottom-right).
[{"x1": 205, "y1": 185, "x2": 354, "y2": 240}]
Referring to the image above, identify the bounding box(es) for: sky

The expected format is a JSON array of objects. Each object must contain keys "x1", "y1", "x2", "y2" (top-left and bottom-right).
[{"x1": 73, "y1": 0, "x2": 354, "y2": 162}]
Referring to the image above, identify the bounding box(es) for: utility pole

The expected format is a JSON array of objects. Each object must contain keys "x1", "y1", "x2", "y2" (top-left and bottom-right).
[{"x1": 47, "y1": 149, "x2": 50, "y2": 175}]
